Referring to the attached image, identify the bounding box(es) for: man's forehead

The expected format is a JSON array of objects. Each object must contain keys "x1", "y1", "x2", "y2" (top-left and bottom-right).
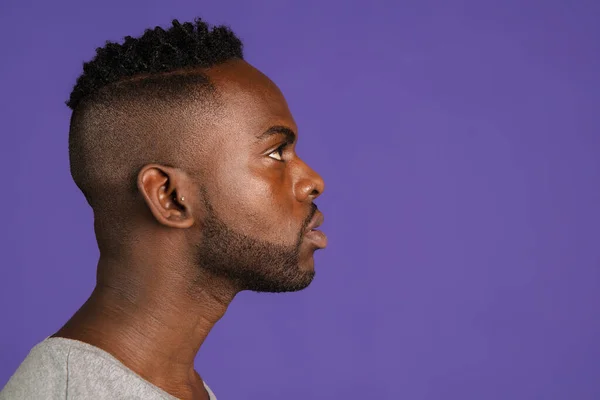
[
  {"x1": 205, "y1": 59, "x2": 278, "y2": 93},
  {"x1": 204, "y1": 60, "x2": 297, "y2": 133}
]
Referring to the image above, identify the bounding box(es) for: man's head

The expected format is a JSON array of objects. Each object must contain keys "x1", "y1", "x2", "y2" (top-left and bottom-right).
[{"x1": 68, "y1": 19, "x2": 326, "y2": 295}]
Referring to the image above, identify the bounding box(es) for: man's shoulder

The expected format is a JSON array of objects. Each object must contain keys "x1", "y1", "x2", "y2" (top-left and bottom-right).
[
  {"x1": 0, "y1": 338, "x2": 177, "y2": 400},
  {"x1": 0, "y1": 338, "x2": 71, "y2": 399}
]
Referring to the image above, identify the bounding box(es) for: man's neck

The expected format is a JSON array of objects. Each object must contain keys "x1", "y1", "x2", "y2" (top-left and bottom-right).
[{"x1": 53, "y1": 264, "x2": 236, "y2": 399}]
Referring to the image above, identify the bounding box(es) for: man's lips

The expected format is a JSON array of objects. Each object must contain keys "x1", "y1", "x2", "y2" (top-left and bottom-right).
[
  {"x1": 305, "y1": 211, "x2": 324, "y2": 232},
  {"x1": 304, "y1": 211, "x2": 327, "y2": 249}
]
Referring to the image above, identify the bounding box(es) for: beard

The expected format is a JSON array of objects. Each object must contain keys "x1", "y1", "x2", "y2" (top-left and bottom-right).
[{"x1": 193, "y1": 187, "x2": 316, "y2": 293}]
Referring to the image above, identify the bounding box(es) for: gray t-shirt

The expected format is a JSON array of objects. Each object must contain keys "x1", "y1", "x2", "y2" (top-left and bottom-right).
[{"x1": 0, "y1": 337, "x2": 216, "y2": 400}]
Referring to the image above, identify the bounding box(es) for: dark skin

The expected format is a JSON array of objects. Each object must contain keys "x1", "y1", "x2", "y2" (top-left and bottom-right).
[{"x1": 53, "y1": 60, "x2": 326, "y2": 400}]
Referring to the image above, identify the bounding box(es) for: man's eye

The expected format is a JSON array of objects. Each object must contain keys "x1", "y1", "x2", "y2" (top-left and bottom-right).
[{"x1": 268, "y1": 144, "x2": 287, "y2": 161}]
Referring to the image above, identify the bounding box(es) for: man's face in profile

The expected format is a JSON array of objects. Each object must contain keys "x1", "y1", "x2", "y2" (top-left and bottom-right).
[{"x1": 188, "y1": 60, "x2": 326, "y2": 293}]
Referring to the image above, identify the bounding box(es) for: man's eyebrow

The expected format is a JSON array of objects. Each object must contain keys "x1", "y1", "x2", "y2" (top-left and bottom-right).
[{"x1": 255, "y1": 126, "x2": 297, "y2": 144}]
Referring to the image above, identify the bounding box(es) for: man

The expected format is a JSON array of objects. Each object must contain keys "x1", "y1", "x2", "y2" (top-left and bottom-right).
[{"x1": 1, "y1": 17, "x2": 327, "y2": 400}]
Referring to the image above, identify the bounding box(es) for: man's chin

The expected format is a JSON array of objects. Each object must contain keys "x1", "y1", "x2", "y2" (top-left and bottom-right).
[{"x1": 245, "y1": 272, "x2": 315, "y2": 294}]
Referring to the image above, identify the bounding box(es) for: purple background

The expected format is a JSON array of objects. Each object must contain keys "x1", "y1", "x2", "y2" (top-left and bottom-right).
[{"x1": 1, "y1": 1, "x2": 599, "y2": 399}]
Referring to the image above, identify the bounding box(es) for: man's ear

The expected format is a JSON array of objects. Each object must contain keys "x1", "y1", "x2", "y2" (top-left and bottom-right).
[{"x1": 136, "y1": 164, "x2": 195, "y2": 229}]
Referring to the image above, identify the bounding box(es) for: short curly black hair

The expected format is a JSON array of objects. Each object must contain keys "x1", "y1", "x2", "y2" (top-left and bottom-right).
[
  {"x1": 67, "y1": 18, "x2": 243, "y2": 110},
  {"x1": 68, "y1": 17, "x2": 245, "y2": 226}
]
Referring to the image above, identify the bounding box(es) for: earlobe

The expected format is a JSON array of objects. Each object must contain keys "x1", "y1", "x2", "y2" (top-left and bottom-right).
[{"x1": 137, "y1": 164, "x2": 195, "y2": 229}]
